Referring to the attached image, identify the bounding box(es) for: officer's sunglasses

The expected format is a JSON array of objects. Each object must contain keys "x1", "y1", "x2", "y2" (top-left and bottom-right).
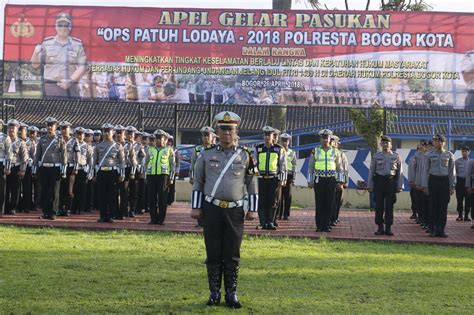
[
  {"x1": 219, "y1": 126, "x2": 235, "y2": 131},
  {"x1": 46, "y1": 123, "x2": 56, "y2": 127},
  {"x1": 56, "y1": 23, "x2": 70, "y2": 28}
]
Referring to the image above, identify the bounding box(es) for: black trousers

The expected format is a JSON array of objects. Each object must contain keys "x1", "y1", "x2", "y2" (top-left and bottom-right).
[
  {"x1": 147, "y1": 174, "x2": 169, "y2": 223},
  {"x1": 455, "y1": 177, "x2": 470, "y2": 218},
  {"x1": 86, "y1": 179, "x2": 94, "y2": 211},
  {"x1": 71, "y1": 170, "x2": 87, "y2": 214},
  {"x1": 410, "y1": 188, "x2": 418, "y2": 216},
  {"x1": 374, "y1": 175, "x2": 396, "y2": 226},
  {"x1": 128, "y1": 172, "x2": 138, "y2": 214},
  {"x1": 278, "y1": 173, "x2": 294, "y2": 219},
  {"x1": 5, "y1": 166, "x2": 21, "y2": 213},
  {"x1": 0, "y1": 165, "x2": 5, "y2": 215},
  {"x1": 414, "y1": 189, "x2": 425, "y2": 223},
  {"x1": 136, "y1": 177, "x2": 146, "y2": 212},
  {"x1": 428, "y1": 175, "x2": 450, "y2": 232},
  {"x1": 202, "y1": 200, "x2": 244, "y2": 272},
  {"x1": 97, "y1": 170, "x2": 119, "y2": 220},
  {"x1": 118, "y1": 167, "x2": 132, "y2": 218},
  {"x1": 39, "y1": 167, "x2": 61, "y2": 217},
  {"x1": 59, "y1": 166, "x2": 75, "y2": 212},
  {"x1": 167, "y1": 179, "x2": 176, "y2": 205},
  {"x1": 331, "y1": 187, "x2": 343, "y2": 223},
  {"x1": 314, "y1": 176, "x2": 336, "y2": 230},
  {"x1": 19, "y1": 166, "x2": 33, "y2": 212},
  {"x1": 257, "y1": 177, "x2": 279, "y2": 226}
]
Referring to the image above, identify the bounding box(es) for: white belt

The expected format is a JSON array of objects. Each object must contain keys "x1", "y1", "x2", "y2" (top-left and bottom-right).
[
  {"x1": 68, "y1": 163, "x2": 75, "y2": 167},
  {"x1": 42, "y1": 163, "x2": 61, "y2": 167},
  {"x1": 205, "y1": 196, "x2": 243, "y2": 209},
  {"x1": 100, "y1": 166, "x2": 118, "y2": 171},
  {"x1": 0, "y1": 158, "x2": 4, "y2": 163}
]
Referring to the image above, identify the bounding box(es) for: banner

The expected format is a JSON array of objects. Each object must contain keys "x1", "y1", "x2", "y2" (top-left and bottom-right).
[{"x1": 3, "y1": 5, "x2": 474, "y2": 108}]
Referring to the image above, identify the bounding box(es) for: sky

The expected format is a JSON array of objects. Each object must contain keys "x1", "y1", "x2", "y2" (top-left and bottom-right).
[{"x1": 1, "y1": 0, "x2": 473, "y2": 57}]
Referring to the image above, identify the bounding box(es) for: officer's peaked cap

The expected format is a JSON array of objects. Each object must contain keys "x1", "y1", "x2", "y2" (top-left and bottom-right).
[
  {"x1": 153, "y1": 129, "x2": 167, "y2": 137},
  {"x1": 318, "y1": 129, "x2": 333, "y2": 136},
  {"x1": 45, "y1": 117, "x2": 58, "y2": 124},
  {"x1": 7, "y1": 119, "x2": 20, "y2": 127},
  {"x1": 200, "y1": 126, "x2": 215, "y2": 134},
  {"x1": 432, "y1": 134, "x2": 446, "y2": 142},
  {"x1": 214, "y1": 111, "x2": 241, "y2": 127},
  {"x1": 280, "y1": 133, "x2": 291, "y2": 139},
  {"x1": 381, "y1": 135, "x2": 392, "y2": 142},
  {"x1": 262, "y1": 126, "x2": 275, "y2": 133}
]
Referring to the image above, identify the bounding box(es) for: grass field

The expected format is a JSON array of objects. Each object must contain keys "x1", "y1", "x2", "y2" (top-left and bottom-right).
[{"x1": 0, "y1": 226, "x2": 473, "y2": 314}]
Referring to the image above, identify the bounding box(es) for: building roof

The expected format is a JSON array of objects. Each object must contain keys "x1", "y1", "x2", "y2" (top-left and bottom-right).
[{"x1": 2, "y1": 98, "x2": 474, "y2": 136}]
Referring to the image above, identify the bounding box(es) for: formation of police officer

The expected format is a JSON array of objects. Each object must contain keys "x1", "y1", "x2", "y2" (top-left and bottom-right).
[
  {"x1": 190, "y1": 111, "x2": 258, "y2": 308},
  {"x1": 368, "y1": 136, "x2": 403, "y2": 236},
  {"x1": 308, "y1": 129, "x2": 345, "y2": 232}
]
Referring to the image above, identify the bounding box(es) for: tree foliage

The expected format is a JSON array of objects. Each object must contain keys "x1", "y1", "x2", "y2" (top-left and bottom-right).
[{"x1": 347, "y1": 103, "x2": 397, "y2": 155}]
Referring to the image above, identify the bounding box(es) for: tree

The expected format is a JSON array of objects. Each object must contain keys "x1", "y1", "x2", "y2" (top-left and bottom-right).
[{"x1": 347, "y1": 102, "x2": 397, "y2": 155}]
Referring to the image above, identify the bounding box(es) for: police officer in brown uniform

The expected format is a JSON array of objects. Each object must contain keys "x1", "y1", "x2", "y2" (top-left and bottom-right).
[
  {"x1": 34, "y1": 117, "x2": 67, "y2": 220},
  {"x1": 58, "y1": 121, "x2": 80, "y2": 216},
  {"x1": 0, "y1": 123, "x2": 10, "y2": 216},
  {"x1": 367, "y1": 136, "x2": 403, "y2": 236},
  {"x1": 71, "y1": 127, "x2": 93, "y2": 214},
  {"x1": 422, "y1": 134, "x2": 455, "y2": 237},
  {"x1": 455, "y1": 146, "x2": 471, "y2": 221},
  {"x1": 254, "y1": 126, "x2": 286, "y2": 230},
  {"x1": 190, "y1": 126, "x2": 216, "y2": 227},
  {"x1": 115, "y1": 125, "x2": 137, "y2": 219},
  {"x1": 191, "y1": 111, "x2": 258, "y2": 308},
  {"x1": 22, "y1": 126, "x2": 39, "y2": 212},
  {"x1": 4, "y1": 119, "x2": 28, "y2": 215},
  {"x1": 93, "y1": 123, "x2": 125, "y2": 223},
  {"x1": 30, "y1": 13, "x2": 87, "y2": 98},
  {"x1": 126, "y1": 126, "x2": 144, "y2": 217}
]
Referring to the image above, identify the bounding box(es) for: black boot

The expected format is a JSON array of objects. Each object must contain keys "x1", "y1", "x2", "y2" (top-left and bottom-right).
[
  {"x1": 374, "y1": 224, "x2": 384, "y2": 235},
  {"x1": 224, "y1": 265, "x2": 242, "y2": 309},
  {"x1": 385, "y1": 225, "x2": 394, "y2": 236},
  {"x1": 206, "y1": 264, "x2": 222, "y2": 306}
]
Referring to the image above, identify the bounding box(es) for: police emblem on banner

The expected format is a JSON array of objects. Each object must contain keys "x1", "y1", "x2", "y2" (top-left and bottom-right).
[{"x1": 10, "y1": 16, "x2": 35, "y2": 38}]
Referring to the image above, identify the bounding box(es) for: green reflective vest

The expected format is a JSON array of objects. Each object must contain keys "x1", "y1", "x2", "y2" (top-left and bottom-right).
[
  {"x1": 314, "y1": 146, "x2": 336, "y2": 171},
  {"x1": 286, "y1": 148, "x2": 295, "y2": 172},
  {"x1": 147, "y1": 146, "x2": 172, "y2": 175},
  {"x1": 258, "y1": 150, "x2": 279, "y2": 173}
]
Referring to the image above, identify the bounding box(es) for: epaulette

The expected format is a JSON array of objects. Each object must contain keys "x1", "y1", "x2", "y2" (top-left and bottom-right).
[
  {"x1": 240, "y1": 145, "x2": 252, "y2": 155},
  {"x1": 204, "y1": 144, "x2": 216, "y2": 150},
  {"x1": 71, "y1": 36, "x2": 82, "y2": 43},
  {"x1": 274, "y1": 143, "x2": 283, "y2": 148},
  {"x1": 43, "y1": 36, "x2": 54, "y2": 41},
  {"x1": 466, "y1": 50, "x2": 474, "y2": 56}
]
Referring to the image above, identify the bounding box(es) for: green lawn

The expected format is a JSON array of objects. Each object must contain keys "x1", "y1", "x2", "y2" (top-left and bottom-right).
[{"x1": 0, "y1": 226, "x2": 473, "y2": 314}]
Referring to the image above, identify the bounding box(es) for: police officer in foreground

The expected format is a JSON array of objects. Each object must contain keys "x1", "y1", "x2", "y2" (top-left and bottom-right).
[
  {"x1": 93, "y1": 123, "x2": 125, "y2": 223},
  {"x1": 455, "y1": 146, "x2": 471, "y2": 221},
  {"x1": 190, "y1": 126, "x2": 216, "y2": 227},
  {"x1": 191, "y1": 111, "x2": 258, "y2": 308},
  {"x1": 278, "y1": 133, "x2": 296, "y2": 220},
  {"x1": 34, "y1": 117, "x2": 67, "y2": 220},
  {"x1": 145, "y1": 129, "x2": 175, "y2": 225},
  {"x1": 308, "y1": 129, "x2": 344, "y2": 232},
  {"x1": 367, "y1": 136, "x2": 403, "y2": 236},
  {"x1": 255, "y1": 126, "x2": 286, "y2": 230},
  {"x1": 166, "y1": 134, "x2": 179, "y2": 206},
  {"x1": 115, "y1": 125, "x2": 136, "y2": 220},
  {"x1": 422, "y1": 134, "x2": 455, "y2": 237}
]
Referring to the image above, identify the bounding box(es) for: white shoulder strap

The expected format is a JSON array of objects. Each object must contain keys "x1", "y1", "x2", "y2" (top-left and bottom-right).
[
  {"x1": 210, "y1": 149, "x2": 242, "y2": 198},
  {"x1": 98, "y1": 142, "x2": 117, "y2": 169}
]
